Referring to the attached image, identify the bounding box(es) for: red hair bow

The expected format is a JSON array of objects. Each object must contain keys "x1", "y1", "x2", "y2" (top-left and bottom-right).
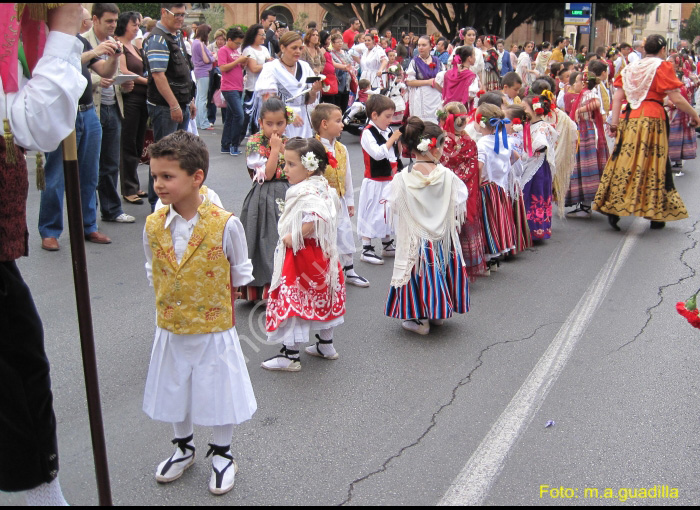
[
  {"x1": 373, "y1": 34, "x2": 379, "y2": 44},
  {"x1": 326, "y1": 151, "x2": 338, "y2": 169},
  {"x1": 429, "y1": 137, "x2": 437, "y2": 149},
  {"x1": 476, "y1": 113, "x2": 483, "y2": 124},
  {"x1": 477, "y1": 89, "x2": 486, "y2": 98},
  {"x1": 512, "y1": 117, "x2": 522, "y2": 125}
]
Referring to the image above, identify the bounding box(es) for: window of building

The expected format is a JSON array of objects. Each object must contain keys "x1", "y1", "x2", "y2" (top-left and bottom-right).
[
  {"x1": 656, "y1": 7, "x2": 661, "y2": 23},
  {"x1": 322, "y1": 11, "x2": 346, "y2": 33},
  {"x1": 266, "y1": 5, "x2": 294, "y2": 28},
  {"x1": 390, "y1": 9, "x2": 427, "y2": 39}
]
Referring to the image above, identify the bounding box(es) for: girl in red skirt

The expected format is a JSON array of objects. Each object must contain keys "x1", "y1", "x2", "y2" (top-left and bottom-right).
[{"x1": 262, "y1": 138, "x2": 346, "y2": 371}]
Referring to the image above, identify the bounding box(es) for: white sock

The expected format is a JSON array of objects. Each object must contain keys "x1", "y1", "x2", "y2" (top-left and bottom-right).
[
  {"x1": 211, "y1": 425, "x2": 234, "y2": 471},
  {"x1": 173, "y1": 415, "x2": 194, "y2": 440},
  {"x1": 317, "y1": 329, "x2": 337, "y2": 357},
  {"x1": 24, "y1": 478, "x2": 68, "y2": 506}
]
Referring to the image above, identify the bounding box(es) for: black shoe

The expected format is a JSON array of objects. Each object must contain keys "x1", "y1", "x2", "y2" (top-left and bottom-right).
[
  {"x1": 650, "y1": 221, "x2": 666, "y2": 230},
  {"x1": 607, "y1": 214, "x2": 621, "y2": 231}
]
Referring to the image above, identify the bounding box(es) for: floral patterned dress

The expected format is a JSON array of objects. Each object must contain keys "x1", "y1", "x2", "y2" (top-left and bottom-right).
[{"x1": 440, "y1": 133, "x2": 487, "y2": 279}]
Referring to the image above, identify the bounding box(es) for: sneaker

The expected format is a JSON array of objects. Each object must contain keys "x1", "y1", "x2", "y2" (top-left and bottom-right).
[
  {"x1": 381, "y1": 240, "x2": 396, "y2": 257},
  {"x1": 402, "y1": 319, "x2": 430, "y2": 335},
  {"x1": 675, "y1": 171, "x2": 685, "y2": 177},
  {"x1": 261, "y1": 347, "x2": 301, "y2": 372},
  {"x1": 230, "y1": 147, "x2": 241, "y2": 156},
  {"x1": 221, "y1": 147, "x2": 230, "y2": 154},
  {"x1": 361, "y1": 245, "x2": 384, "y2": 265},
  {"x1": 103, "y1": 213, "x2": 135, "y2": 223},
  {"x1": 207, "y1": 444, "x2": 238, "y2": 495},
  {"x1": 156, "y1": 436, "x2": 195, "y2": 483},
  {"x1": 345, "y1": 272, "x2": 370, "y2": 287}
]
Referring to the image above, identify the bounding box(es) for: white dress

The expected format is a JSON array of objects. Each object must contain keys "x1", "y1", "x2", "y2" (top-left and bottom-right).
[
  {"x1": 360, "y1": 46, "x2": 388, "y2": 88},
  {"x1": 406, "y1": 57, "x2": 443, "y2": 123},
  {"x1": 142, "y1": 207, "x2": 257, "y2": 426},
  {"x1": 255, "y1": 58, "x2": 316, "y2": 138},
  {"x1": 516, "y1": 52, "x2": 535, "y2": 86}
]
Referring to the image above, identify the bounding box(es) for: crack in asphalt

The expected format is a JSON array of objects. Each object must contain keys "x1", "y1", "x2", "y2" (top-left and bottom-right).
[
  {"x1": 614, "y1": 219, "x2": 700, "y2": 353},
  {"x1": 337, "y1": 321, "x2": 563, "y2": 506}
]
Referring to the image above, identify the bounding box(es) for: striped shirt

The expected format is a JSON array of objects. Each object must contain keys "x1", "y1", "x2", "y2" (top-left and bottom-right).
[{"x1": 144, "y1": 21, "x2": 186, "y2": 73}]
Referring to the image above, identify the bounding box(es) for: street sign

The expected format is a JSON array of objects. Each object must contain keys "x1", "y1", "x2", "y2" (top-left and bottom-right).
[
  {"x1": 579, "y1": 25, "x2": 590, "y2": 34},
  {"x1": 565, "y1": 3, "x2": 591, "y2": 26}
]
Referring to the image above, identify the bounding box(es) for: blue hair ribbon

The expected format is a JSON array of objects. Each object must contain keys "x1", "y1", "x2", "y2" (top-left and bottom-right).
[{"x1": 489, "y1": 117, "x2": 511, "y2": 154}]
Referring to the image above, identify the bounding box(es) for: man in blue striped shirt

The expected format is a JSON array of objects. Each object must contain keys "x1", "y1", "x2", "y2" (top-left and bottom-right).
[{"x1": 143, "y1": 3, "x2": 196, "y2": 210}]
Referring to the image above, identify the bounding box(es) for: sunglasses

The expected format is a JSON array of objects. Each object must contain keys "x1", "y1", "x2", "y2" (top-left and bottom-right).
[{"x1": 164, "y1": 8, "x2": 187, "y2": 19}]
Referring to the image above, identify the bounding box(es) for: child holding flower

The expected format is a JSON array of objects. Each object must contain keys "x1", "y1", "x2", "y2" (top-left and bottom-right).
[{"x1": 239, "y1": 98, "x2": 291, "y2": 302}]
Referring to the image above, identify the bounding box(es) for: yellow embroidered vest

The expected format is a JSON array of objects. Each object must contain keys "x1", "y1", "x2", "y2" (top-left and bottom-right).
[
  {"x1": 598, "y1": 84, "x2": 610, "y2": 115},
  {"x1": 145, "y1": 198, "x2": 234, "y2": 334},
  {"x1": 317, "y1": 137, "x2": 347, "y2": 197}
]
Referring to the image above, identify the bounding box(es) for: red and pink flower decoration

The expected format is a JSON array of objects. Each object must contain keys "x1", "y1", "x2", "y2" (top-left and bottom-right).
[{"x1": 676, "y1": 292, "x2": 700, "y2": 329}]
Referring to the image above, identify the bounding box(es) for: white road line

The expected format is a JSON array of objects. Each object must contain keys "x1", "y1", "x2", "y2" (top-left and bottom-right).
[{"x1": 438, "y1": 218, "x2": 646, "y2": 506}]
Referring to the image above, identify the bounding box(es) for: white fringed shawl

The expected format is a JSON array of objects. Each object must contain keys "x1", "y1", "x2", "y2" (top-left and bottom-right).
[
  {"x1": 389, "y1": 164, "x2": 466, "y2": 288},
  {"x1": 270, "y1": 176, "x2": 341, "y2": 294}
]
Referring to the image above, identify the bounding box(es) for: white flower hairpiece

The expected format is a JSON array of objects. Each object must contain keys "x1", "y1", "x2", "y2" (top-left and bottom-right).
[
  {"x1": 301, "y1": 152, "x2": 319, "y2": 172},
  {"x1": 513, "y1": 124, "x2": 523, "y2": 133},
  {"x1": 416, "y1": 138, "x2": 431, "y2": 152}
]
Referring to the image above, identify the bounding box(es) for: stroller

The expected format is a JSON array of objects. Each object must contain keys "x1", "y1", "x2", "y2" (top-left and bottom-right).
[{"x1": 342, "y1": 71, "x2": 405, "y2": 136}]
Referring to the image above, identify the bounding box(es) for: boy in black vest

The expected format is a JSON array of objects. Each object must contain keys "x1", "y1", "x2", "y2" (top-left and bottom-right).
[{"x1": 357, "y1": 95, "x2": 403, "y2": 264}]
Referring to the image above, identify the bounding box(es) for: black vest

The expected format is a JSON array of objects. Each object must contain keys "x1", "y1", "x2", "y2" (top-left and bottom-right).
[
  {"x1": 364, "y1": 125, "x2": 403, "y2": 178},
  {"x1": 144, "y1": 26, "x2": 194, "y2": 106}
]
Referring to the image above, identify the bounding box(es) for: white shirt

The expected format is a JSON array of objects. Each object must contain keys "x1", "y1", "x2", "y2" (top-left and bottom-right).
[
  {"x1": 143, "y1": 201, "x2": 253, "y2": 288},
  {"x1": 1, "y1": 31, "x2": 85, "y2": 152},
  {"x1": 477, "y1": 134, "x2": 512, "y2": 190},
  {"x1": 320, "y1": 137, "x2": 355, "y2": 207},
  {"x1": 242, "y1": 45, "x2": 271, "y2": 91},
  {"x1": 361, "y1": 120, "x2": 397, "y2": 163},
  {"x1": 628, "y1": 50, "x2": 642, "y2": 64}
]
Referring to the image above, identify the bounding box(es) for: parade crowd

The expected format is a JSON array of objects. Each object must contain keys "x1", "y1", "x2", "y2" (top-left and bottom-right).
[{"x1": 3, "y1": 2, "x2": 700, "y2": 505}]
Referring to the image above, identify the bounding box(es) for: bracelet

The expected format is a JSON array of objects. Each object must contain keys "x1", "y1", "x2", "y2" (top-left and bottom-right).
[
  {"x1": 92, "y1": 49, "x2": 100, "y2": 59},
  {"x1": 170, "y1": 105, "x2": 181, "y2": 112}
]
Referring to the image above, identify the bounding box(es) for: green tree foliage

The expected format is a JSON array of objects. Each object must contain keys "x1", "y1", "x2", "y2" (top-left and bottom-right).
[
  {"x1": 115, "y1": 3, "x2": 161, "y2": 19},
  {"x1": 203, "y1": 4, "x2": 227, "y2": 33},
  {"x1": 292, "y1": 12, "x2": 309, "y2": 33},
  {"x1": 680, "y1": 4, "x2": 700, "y2": 43},
  {"x1": 595, "y1": 3, "x2": 658, "y2": 28}
]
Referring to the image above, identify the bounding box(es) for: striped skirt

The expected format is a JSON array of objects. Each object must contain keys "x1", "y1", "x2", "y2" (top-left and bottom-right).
[
  {"x1": 385, "y1": 240, "x2": 469, "y2": 320},
  {"x1": 668, "y1": 110, "x2": 697, "y2": 162},
  {"x1": 512, "y1": 191, "x2": 533, "y2": 254},
  {"x1": 566, "y1": 118, "x2": 608, "y2": 206},
  {"x1": 481, "y1": 182, "x2": 516, "y2": 257}
]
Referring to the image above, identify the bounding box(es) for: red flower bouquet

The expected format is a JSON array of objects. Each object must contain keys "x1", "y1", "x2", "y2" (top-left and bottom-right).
[{"x1": 676, "y1": 292, "x2": 700, "y2": 329}]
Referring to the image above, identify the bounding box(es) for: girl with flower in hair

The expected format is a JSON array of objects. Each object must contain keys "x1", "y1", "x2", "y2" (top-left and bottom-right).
[
  {"x1": 520, "y1": 94, "x2": 558, "y2": 240},
  {"x1": 239, "y1": 98, "x2": 291, "y2": 302},
  {"x1": 475, "y1": 103, "x2": 517, "y2": 270},
  {"x1": 386, "y1": 116, "x2": 470, "y2": 335},
  {"x1": 262, "y1": 138, "x2": 346, "y2": 371},
  {"x1": 438, "y1": 102, "x2": 488, "y2": 279}
]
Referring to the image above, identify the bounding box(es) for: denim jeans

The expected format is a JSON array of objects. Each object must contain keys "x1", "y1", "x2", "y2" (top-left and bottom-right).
[
  {"x1": 38, "y1": 108, "x2": 102, "y2": 238},
  {"x1": 195, "y1": 76, "x2": 211, "y2": 129},
  {"x1": 207, "y1": 101, "x2": 217, "y2": 125},
  {"x1": 97, "y1": 104, "x2": 124, "y2": 220},
  {"x1": 221, "y1": 90, "x2": 243, "y2": 151},
  {"x1": 147, "y1": 103, "x2": 191, "y2": 209}
]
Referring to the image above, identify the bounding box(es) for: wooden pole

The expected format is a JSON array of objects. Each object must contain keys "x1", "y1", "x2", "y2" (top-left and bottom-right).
[{"x1": 62, "y1": 131, "x2": 113, "y2": 506}]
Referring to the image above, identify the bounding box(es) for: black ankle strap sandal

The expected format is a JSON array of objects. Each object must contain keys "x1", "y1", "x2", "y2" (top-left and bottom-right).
[
  {"x1": 206, "y1": 444, "x2": 234, "y2": 489},
  {"x1": 264, "y1": 346, "x2": 300, "y2": 363},
  {"x1": 313, "y1": 333, "x2": 334, "y2": 357},
  {"x1": 172, "y1": 434, "x2": 195, "y2": 455},
  {"x1": 382, "y1": 240, "x2": 394, "y2": 248},
  {"x1": 159, "y1": 435, "x2": 195, "y2": 477}
]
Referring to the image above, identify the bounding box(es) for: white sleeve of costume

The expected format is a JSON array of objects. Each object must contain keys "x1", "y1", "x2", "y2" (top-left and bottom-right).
[
  {"x1": 223, "y1": 216, "x2": 254, "y2": 287},
  {"x1": 361, "y1": 127, "x2": 392, "y2": 161},
  {"x1": 469, "y1": 75, "x2": 481, "y2": 97},
  {"x1": 435, "y1": 70, "x2": 446, "y2": 88},
  {"x1": 406, "y1": 60, "x2": 417, "y2": 81},
  {"x1": 143, "y1": 226, "x2": 154, "y2": 287},
  {"x1": 254, "y1": 61, "x2": 278, "y2": 96},
  {"x1": 557, "y1": 90, "x2": 566, "y2": 110},
  {"x1": 7, "y1": 31, "x2": 86, "y2": 152},
  {"x1": 206, "y1": 188, "x2": 224, "y2": 208},
  {"x1": 247, "y1": 152, "x2": 267, "y2": 170}
]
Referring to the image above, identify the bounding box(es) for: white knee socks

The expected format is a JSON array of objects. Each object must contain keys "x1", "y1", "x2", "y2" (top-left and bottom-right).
[{"x1": 24, "y1": 477, "x2": 68, "y2": 506}]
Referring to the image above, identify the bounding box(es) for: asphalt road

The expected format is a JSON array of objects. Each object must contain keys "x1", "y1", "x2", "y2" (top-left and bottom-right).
[{"x1": 2, "y1": 126, "x2": 700, "y2": 506}]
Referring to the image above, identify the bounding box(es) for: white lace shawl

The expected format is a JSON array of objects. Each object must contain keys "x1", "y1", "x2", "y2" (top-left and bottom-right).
[
  {"x1": 621, "y1": 57, "x2": 664, "y2": 110},
  {"x1": 270, "y1": 176, "x2": 341, "y2": 294},
  {"x1": 389, "y1": 164, "x2": 467, "y2": 288}
]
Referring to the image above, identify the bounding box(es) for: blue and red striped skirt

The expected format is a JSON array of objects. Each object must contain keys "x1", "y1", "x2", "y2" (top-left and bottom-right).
[{"x1": 385, "y1": 240, "x2": 469, "y2": 320}]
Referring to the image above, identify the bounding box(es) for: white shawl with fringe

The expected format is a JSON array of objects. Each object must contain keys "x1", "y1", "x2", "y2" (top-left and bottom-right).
[
  {"x1": 389, "y1": 164, "x2": 467, "y2": 288},
  {"x1": 270, "y1": 176, "x2": 341, "y2": 294},
  {"x1": 621, "y1": 57, "x2": 663, "y2": 110}
]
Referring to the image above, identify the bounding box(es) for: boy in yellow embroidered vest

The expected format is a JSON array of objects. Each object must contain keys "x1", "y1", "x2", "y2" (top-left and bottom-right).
[
  {"x1": 311, "y1": 104, "x2": 370, "y2": 288},
  {"x1": 142, "y1": 131, "x2": 257, "y2": 496}
]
